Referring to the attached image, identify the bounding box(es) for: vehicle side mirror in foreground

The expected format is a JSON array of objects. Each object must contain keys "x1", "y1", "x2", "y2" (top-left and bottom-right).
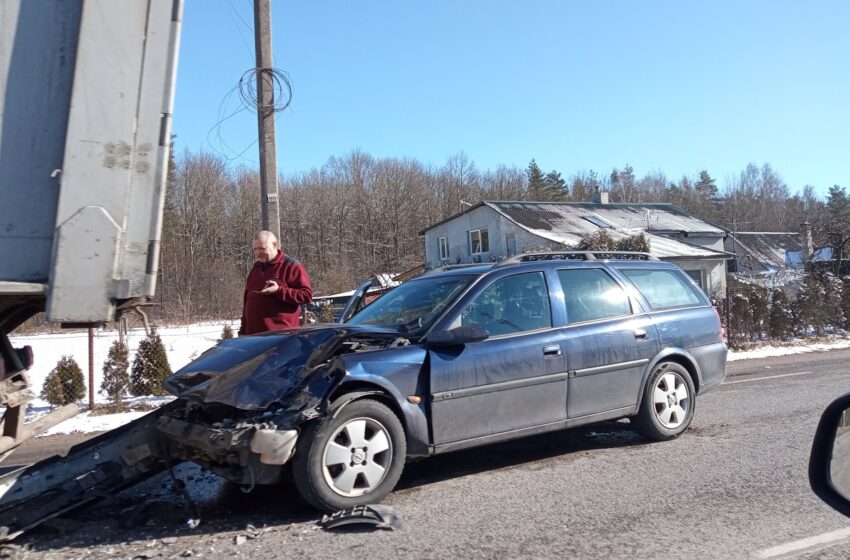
[
  {"x1": 809, "y1": 391, "x2": 850, "y2": 517},
  {"x1": 426, "y1": 324, "x2": 489, "y2": 347}
]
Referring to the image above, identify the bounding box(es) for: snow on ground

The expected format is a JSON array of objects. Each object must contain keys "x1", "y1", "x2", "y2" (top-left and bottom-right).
[
  {"x1": 10, "y1": 322, "x2": 234, "y2": 410},
  {"x1": 726, "y1": 336, "x2": 850, "y2": 361},
  {"x1": 30, "y1": 396, "x2": 175, "y2": 436},
  {"x1": 10, "y1": 323, "x2": 850, "y2": 435}
]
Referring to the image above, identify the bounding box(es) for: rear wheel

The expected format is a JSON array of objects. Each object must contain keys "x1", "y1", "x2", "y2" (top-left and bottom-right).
[
  {"x1": 292, "y1": 399, "x2": 406, "y2": 512},
  {"x1": 632, "y1": 362, "x2": 695, "y2": 441}
]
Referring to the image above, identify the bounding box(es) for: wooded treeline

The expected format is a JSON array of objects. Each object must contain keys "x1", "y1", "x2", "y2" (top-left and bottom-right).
[{"x1": 158, "y1": 148, "x2": 845, "y2": 322}]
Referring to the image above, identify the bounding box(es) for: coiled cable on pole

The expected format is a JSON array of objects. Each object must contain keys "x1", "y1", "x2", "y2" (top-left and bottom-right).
[{"x1": 238, "y1": 67, "x2": 292, "y2": 114}]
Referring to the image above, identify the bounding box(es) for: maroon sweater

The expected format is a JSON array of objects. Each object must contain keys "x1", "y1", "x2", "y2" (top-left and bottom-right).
[{"x1": 239, "y1": 252, "x2": 313, "y2": 335}]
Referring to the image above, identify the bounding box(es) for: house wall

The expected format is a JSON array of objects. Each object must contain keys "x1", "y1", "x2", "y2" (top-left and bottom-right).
[
  {"x1": 424, "y1": 206, "x2": 505, "y2": 268},
  {"x1": 723, "y1": 237, "x2": 768, "y2": 274},
  {"x1": 501, "y1": 220, "x2": 565, "y2": 255},
  {"x1": 683, "y1": 234, "x2": 725, "y2": 253},
  {"x1": 424, "y1": 207, "x2": 574, "y2": 269}
]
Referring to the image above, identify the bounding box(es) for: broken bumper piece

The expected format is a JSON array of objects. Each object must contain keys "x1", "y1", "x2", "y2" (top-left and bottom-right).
[{"x1": 155, "y1": 416, "x2": 297, "y2": 486}]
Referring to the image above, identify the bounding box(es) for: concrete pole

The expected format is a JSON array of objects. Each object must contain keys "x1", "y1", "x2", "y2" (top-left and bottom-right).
[{"x1": 253, "y1": 0, "x2": 280, "y2": 239}]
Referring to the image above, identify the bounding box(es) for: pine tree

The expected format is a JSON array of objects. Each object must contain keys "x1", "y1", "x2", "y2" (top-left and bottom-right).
[
  {"x1": 100, "y1": 340, "x2": 130, "y2": 404},
  {"x1": 694, "y1": 170, "x2": 718, "y2": 199},
  {"x1": 730, "y1": 292, "x2": 753, "y2": 345},
  {"x1": 544, "y1": 170, "x2": 567, "y2": 200},
  {"x1": 823, "y1": 273, "x2": 845, "y2": 329},
  {"x1": 220, "y1": 324, "x2": 234, "y2": 341},
  {"x1": 827, "y1": 185, "x2": 850, "y2": 226},
  {"x1": 749, "y1": 287, "x2": 769, "y2": 340},
  {"x1": 130, "y1": 329, "x2": 172, "y2": 396},
  {"x1": 526, "y1": 159, "x2": 549, "y2": 201},
  {"x1": 40, "y1": 356, "x2": 85, "y2": 407},
  {"x1": 800, "y1": 274, "x2": 827, "y2": 336},
  {"x1": 842, "y1": 277, "x2": 850, "y2": 330},
  {"x1": 40, "y1": 368, "x2": 65, "y2": 408},
  {"x1": 768, "y1": 290, "x2": 793, "y2": 340}
]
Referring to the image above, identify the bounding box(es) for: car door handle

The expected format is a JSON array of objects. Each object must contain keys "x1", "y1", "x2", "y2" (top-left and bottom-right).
[
  {"x1": 634, "y1": 329, "x2": 647, "y2": 339},
  {"x1": 543, "y1": 345, "x2": 561, "y2": 357}
]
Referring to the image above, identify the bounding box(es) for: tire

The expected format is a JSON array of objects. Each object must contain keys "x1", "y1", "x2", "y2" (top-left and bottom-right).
[
  {"x1": 292, "y1": 399, "x2": 406, "y2": 512},
  {"x1": 632, "y1": 361, "x2": 696, "y2": 441}
]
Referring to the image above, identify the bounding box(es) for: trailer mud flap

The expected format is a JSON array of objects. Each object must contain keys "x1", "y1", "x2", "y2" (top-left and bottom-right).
[{"x1": 0, "y1": 402, "x2": 177, "y2": 541}]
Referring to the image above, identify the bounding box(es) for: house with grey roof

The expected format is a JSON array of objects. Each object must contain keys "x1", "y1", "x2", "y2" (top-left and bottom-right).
[
  {"x1": 724, "y1": 232, "x2": 805, "y2": 274},
  {"x1": 420, "y1": 199, "x2": 731, "y2": 297}
]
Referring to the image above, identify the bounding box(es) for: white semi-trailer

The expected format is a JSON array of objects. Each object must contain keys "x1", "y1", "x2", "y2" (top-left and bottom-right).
[
  {"x1": 0, "y1": 0, "x2": 182, "y2": 449},
  {"x1": 0, "y1": 0, "x2": 185, "y2": 539}
]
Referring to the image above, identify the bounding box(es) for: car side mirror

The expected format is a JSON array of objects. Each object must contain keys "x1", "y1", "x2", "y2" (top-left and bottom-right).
[
  {"x1": 426, "y1": 324, "x2": 489, "y2": 347},
  {"x1": 809, "y1": 391, "x2": 850, "y2": 517}
]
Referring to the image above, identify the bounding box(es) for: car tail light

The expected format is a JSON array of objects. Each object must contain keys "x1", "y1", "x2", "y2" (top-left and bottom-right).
[{"x1": 713, "y1": 307, "x2": 725, "y2": 342}]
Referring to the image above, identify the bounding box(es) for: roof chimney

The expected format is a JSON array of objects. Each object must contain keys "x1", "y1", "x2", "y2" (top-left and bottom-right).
[
  {"x1": 801, "y1": 222, "x2": 813, "y2": 263},
  {"x1": 592, "y1": 187, "x2": 609, "y2": 205}
]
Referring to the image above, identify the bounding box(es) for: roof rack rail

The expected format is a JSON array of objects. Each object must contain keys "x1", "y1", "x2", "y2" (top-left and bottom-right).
[
  {"x1": 425, "y1": 263, "x2": 490, "y2": 275},
  {"x1": 497, "y1": 251, "x2": 659, "y2": 266}
]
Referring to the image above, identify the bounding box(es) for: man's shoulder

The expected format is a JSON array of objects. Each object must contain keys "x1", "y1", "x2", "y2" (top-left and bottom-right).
[{"x1": 281, "y1": 255, "x2": 304, "y2": 268}]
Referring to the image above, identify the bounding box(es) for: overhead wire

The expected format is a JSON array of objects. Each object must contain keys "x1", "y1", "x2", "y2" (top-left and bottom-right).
[{"x1": 205, "y1": 2, "x2": 293, "y2": 164}]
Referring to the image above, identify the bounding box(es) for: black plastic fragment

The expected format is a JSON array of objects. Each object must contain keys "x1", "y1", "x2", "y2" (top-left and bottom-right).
[{"x1": 319, "y1": 505, "x2": 401, "y2": 532}]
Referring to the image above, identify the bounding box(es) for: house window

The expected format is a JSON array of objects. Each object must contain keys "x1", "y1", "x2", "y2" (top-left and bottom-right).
[
  {"x1": 438, "y1": 236, "x2": 449, "y2": 261},
  {"x1": 469, "y1": 228, "x2": 489, "y2": 255}
]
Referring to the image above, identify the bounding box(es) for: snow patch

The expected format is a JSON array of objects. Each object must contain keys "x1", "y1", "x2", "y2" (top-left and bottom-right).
[
  {"x1": 728, "y1": 337, "x2": 850, "y2": 361},
  {"x1": 10, "y1": 322, "x2": 232, "y2": 412}
]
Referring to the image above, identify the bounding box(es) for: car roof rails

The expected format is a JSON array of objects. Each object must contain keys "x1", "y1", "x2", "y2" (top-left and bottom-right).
[
  {"x1": 425, "y1": 263, "x2": 491, "y2": 275},
  {"x1": 497, "y1": 251, "x2": 659, "y2": 266}
]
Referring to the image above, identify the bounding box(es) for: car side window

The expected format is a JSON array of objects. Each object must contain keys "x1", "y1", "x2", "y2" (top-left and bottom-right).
[
  {"x1": 460, "y1": 272, "x2": 551, "y2": 336},
  {"x1": 558, "y1": 268, "x2": 631, "y2": 324},
  {"x1": 619, "y1": 268, "x2": 707, "y2": 309}
]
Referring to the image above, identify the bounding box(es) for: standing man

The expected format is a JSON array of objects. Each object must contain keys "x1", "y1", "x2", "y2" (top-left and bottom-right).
[{"x1": 239, "y1": 230, "x2": 313, "y2": 335}]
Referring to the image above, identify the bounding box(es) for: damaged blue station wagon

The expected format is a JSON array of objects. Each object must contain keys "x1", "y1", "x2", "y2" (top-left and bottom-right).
[{"x1": 158, "y1": 252, "x2": 727, "y2": 512}]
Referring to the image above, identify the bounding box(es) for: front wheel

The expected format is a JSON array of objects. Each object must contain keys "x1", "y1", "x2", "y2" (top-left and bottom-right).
[
  {"x1": 632, "y1": 362, "x2": 695, "y2": 441},
  {"x1": 292, "y1": 399, "x2": 406, "y2": 512}
]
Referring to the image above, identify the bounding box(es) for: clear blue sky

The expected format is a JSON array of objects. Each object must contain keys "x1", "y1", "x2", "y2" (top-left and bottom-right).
[{"x1": 174, "y1": 0, "x2": 850, "y2": 197}]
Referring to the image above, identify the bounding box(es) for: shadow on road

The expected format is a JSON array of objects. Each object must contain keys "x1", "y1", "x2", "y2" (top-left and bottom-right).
[{"x1": 16, "y1": 420, "x2": 647, "y2": 552}]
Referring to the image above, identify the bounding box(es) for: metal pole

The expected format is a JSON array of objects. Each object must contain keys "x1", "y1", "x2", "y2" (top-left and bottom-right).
[
  {"x1": 87, "y1": 327, "x2": 95, "y2": 411},
  {"x1": 253, "y1": 0, "x2": 280, "y2": 239},
  {"x1": 725, "y1": 285, "x2": 732, "y2": 346}
]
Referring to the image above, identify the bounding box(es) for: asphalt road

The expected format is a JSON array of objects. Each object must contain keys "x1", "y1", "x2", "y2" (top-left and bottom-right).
[{"x1": 8, "y1": 348, "x2": 850, "y2": 560}]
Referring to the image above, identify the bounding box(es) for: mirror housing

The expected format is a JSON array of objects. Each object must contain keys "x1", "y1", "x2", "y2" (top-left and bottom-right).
[
  {"x1": 809, "y1": 391, "x2": 850, "y2": 517},
  {"x1": 426, "y1": 324, "x2": 489, "y2": 347}
]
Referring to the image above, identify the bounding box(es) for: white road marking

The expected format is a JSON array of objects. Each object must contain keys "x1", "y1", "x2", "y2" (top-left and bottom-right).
[
  {"x1": 752, "y1": 526, "x2": 850, "y2": 558},
  {"x1": 725, "y1": 372, "x2": 813, "y2": 385}
]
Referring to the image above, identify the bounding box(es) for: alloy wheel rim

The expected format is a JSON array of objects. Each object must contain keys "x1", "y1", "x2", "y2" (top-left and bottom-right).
[
  {"x1": 322, "y1": 417, "x2": 393, "y2": 497},
  {"x1": 652, "y1": 371, "x2": 690, "y2": 429}
]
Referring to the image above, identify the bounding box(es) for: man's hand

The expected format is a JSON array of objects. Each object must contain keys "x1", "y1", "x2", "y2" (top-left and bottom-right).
[{"x1": 258, "y1": 280, "x2": 279, "y2": 294}]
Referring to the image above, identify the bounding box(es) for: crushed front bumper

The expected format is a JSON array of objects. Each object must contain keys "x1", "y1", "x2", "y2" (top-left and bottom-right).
[{"x1": 156, "y1": 415, "x2": 298, "y2": 486}]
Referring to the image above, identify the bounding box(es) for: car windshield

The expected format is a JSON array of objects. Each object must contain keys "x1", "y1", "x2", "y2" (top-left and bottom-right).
[{"x1": 346, "y1": 274, "x2": 476, "y2": 336}]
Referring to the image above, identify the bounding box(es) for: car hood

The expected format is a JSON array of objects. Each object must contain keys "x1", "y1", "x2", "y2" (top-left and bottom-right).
[{"x1": 164, "y1": 324, "x2": 406, "y2": 410}]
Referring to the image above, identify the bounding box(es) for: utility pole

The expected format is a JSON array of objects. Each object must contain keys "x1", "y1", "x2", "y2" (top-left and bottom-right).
[{"x1": 253, "y1": 0, "x2": 280, "y2": 239}]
